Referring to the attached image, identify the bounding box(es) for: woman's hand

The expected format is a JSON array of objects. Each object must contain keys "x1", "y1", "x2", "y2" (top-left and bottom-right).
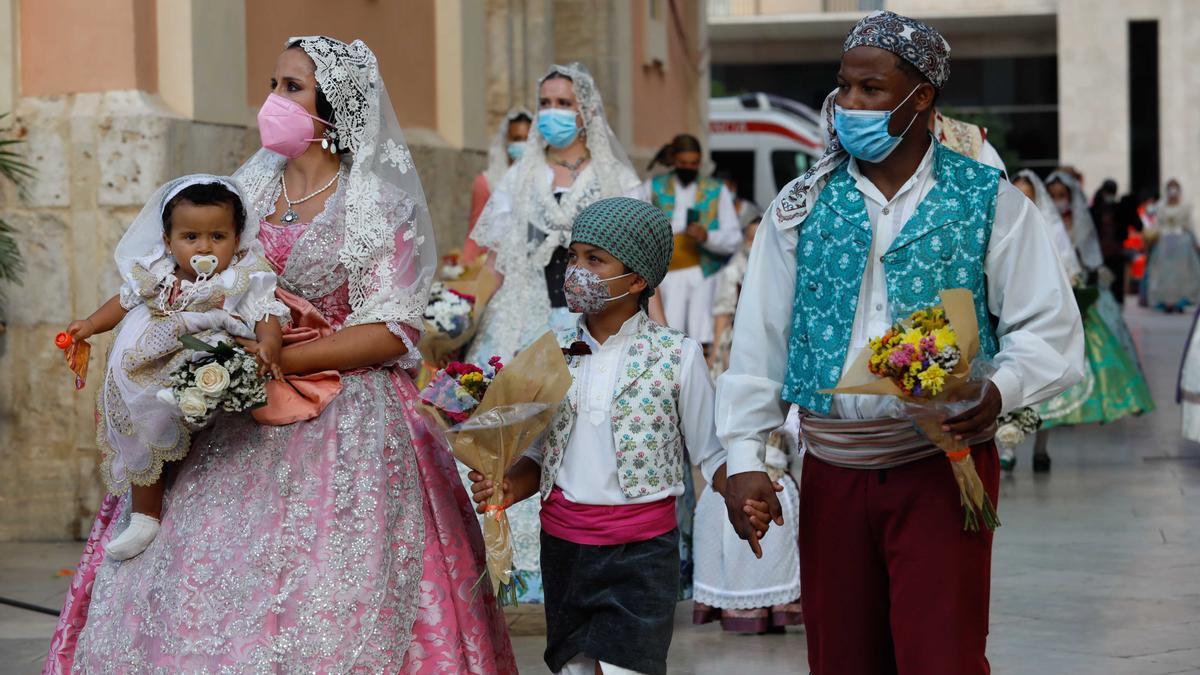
[
  {"x1": 235, "y1": 337, "x2": 284, "y2": 380},
  {"x1": 255, "y1": 337, "x2": 285, "y2": 382},
  {"x1": 66, "y1": 319, "x2": 96, "y2": 341}
]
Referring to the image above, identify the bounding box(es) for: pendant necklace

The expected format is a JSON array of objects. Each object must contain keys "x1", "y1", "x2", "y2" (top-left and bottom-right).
[
  {"x1": 552, "y1": 154, "x2": 589, "y2": 181},
  {"x1": 281, "y1": 168, "x2": 342, "y2": 224}
]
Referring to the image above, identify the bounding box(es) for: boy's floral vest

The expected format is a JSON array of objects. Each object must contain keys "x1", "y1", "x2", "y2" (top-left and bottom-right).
[
  {"x1": 539, "y1": 312, "x2": 687, "y2": 500},
  {"x1": 783, "y1": 143, "x2": 1003, "y2": 415}
]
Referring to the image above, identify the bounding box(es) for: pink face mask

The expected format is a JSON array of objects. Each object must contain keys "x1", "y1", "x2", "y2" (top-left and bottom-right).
[{"x1": 256, "y1": 93, "x2": 335, "y2": 159}]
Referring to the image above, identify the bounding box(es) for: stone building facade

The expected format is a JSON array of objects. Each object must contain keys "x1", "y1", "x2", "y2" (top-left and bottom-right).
[
  {"x1": 0, "y1": 0, "x2": 708, "y2": 540},
  {"x1": 710, "y1": 0, "x2": 1200, "y2": 197}
]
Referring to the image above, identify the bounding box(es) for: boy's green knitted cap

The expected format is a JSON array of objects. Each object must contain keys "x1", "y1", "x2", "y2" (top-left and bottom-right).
[{"x1": 571, "y1": 197, "x2": 674, "y2": 294}]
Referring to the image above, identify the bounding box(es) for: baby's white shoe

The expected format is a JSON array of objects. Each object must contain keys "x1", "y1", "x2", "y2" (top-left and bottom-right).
[{"x1": 106, "y1": 513, "x2": 160, "y2": 561}]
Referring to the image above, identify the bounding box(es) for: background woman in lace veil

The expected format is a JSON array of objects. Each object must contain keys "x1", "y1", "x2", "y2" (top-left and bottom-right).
[
  {"x1": 461, "y1": 107, "x2": 532, "y2": 264},
  {"x1": 468, "y1": 62, "x2": 645, "y2": 366},
  {"x1": 46, "y1": 36, "x2": 516, "y2": 674},
  {"x1": 1026, "y1": 171, "x2": 1154, "y2": 473}
]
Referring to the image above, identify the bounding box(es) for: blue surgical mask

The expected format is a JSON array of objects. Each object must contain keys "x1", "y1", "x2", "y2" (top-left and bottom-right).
[
  {"x1": 833, "y1": 85, "x2": 922, "y2": 163},
  {"x1": 538, "y1": 109, "x2": 580, "y2": 148},
  {"x1": 507, "y1": 142, "x2": 525, "y2": 162}
]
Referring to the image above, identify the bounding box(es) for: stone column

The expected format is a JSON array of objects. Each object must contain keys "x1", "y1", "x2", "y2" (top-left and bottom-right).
[
  {"x1": 0, "y1": 0, "x2": 14, "y2": 118},
  {"x1": 485, "y1": 0, "x2": 553, "y2": 130},
  {"x1": 1057, "y1": 0, "x2": 1131, "y2": 190},
  {"x1": 436, "y1": 0, "x2": 488, "y2": 151}
]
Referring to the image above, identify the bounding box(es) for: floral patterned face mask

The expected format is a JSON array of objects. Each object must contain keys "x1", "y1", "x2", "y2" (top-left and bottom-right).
[{"x1": 563, "y1": 265, "x2": 632, "y2": 314}]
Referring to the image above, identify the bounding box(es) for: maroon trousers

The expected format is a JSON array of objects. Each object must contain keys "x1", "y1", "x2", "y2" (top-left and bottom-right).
[{"x1": 799, "y1": 443, "x2": 999, "y2": 675}]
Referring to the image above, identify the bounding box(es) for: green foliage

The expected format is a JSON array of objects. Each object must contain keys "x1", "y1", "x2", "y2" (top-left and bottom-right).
[
  {"x1": 0, "y1": 113, "x2": 30, "y2": 309},
  {"x1": 179, "y1": 335, "x2": 239, "y2": 361},
  {"x1": 0, "y1": 219, "x2": 21, "y2": 285},
  {"x1": 0, "y1": 114, "x2": 33, "y2": 184}
]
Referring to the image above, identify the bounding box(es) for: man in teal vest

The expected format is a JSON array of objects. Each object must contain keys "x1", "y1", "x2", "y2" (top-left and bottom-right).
[
  {"x1": 715, "y1": 11, "x2": 1085, "y2": 674},
  {"x1": 632, "y1": 134, "x2": 741, "y2": 344}
]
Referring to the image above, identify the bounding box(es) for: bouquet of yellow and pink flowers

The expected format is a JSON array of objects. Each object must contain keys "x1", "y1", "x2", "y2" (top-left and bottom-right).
[
  {"x1": 867, "y1": 307, "x2": 961, "y2": 398},
  {"x1": 825, "y1": 289, "x2": 1000, "y2": 532},
  {"x1": 420, "y1": 356, "x2": 504, "y2": 425},
  {"x1": 419, "y1": 333, "x2": 571, "y2": 604}
]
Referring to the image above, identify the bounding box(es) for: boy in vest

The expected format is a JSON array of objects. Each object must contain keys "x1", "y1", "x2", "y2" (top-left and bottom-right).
[
  {"x1": 470, "y1": 197, "x2": 728, "y2": 675},
  {"x1": 631, "y1": 134, "x2": 742, "y2": 345},
  {"x1": 716, "y1": 11, "x2": 1085, "y2": 675}
]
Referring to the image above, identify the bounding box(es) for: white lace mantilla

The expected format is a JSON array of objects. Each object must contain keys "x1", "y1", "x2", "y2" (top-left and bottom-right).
[
  {"x1": 469, "y1": 62, "x2": 640, "y2": 362},
  {"x1": 237, "y1": 36, "x2": 436, "y2": 334}
]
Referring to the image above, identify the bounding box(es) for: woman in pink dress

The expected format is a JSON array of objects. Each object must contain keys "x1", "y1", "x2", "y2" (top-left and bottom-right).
[{"x1": 45, "y1": 36, "x2": 516, "y2": 673}]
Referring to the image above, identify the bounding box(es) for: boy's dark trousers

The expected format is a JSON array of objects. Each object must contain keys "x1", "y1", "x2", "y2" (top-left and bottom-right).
[{"x1": 540, "y1": 529, "x2": 679, "y2": 675}]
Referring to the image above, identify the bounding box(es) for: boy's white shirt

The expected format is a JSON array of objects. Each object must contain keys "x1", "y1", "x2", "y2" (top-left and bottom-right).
[{"x1": 524, "y1": 311, "x2": 727, "y2": 505}]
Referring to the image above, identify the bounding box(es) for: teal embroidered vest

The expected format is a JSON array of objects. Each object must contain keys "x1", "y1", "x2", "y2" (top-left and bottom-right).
[
  {"x1": 650, "y1": 174, "x2": 729, "y2": 277},
  {"x1": 539, "y1": 313, "x2": 687, "y2": 500},
  {"x1": 782, "y1": 143, "x2": 1002, "y2": 415}
]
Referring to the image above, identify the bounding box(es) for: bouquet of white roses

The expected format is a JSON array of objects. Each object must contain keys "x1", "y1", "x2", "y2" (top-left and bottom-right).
[
  {"x1": 157, "y1": 335, "x2": 268, "y2": 428},
  {"x1": 995, "y1": 407, "x2": 1042, "y2": 450}
]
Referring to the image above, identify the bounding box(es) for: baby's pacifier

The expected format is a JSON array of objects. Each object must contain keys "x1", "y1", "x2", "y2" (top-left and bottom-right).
[{"x1": 190, "y1": 254, "x2": 219, "y2": 279}]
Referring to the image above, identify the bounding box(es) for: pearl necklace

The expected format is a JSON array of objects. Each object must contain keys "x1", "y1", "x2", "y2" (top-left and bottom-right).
[{"x1": 281, "y1": 168, "x2": 342, "y2": 224}]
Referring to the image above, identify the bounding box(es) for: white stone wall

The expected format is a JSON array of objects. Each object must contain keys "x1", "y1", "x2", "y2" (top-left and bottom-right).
[
  {"x1": 1058, "y1": 0, "x2": 1200, "y2": 195},
  {"x1": 0, "y1": 91, "x2": 250, "y2": 540},
  {"x1": 0, "y1": 91, "x2": 483, "y2": 541}
]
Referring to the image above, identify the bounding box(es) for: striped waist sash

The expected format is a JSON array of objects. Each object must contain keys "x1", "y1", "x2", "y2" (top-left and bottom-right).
[{"x1": 799, "y1": 412, "x2": 993, "y2": 470}]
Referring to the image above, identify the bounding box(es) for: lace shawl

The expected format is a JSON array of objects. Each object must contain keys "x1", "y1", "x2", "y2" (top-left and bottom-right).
[
  {"x1": 236, "y1": 36, "x2": 436, "y2": 333},
  {"x1": 472, "y1": 63, "x2": 640, "y2": 278}
]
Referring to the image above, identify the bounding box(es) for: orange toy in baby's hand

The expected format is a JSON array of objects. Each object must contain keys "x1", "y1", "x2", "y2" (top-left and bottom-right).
[{"x1": 55, "y1": 332, "x2": 91, "y2": 390}]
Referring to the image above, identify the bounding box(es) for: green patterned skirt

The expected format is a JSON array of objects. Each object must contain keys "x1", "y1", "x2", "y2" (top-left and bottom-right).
[{"x1": 1039, "y1": 292, "x2": 1155, "y2": 427}]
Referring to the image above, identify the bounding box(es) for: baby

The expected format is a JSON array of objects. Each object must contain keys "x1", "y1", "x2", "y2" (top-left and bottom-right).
[{"x1": 64, "y1": 175, "x2": 288, "y2": 560}]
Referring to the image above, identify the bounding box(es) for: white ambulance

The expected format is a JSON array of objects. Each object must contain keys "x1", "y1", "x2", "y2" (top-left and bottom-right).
[{"x1": 709, "y1": 93, "x2": 826, "y2": 210}]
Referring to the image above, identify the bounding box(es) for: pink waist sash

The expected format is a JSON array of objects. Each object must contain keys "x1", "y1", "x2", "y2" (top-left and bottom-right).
[{"x1": 539, "y1": 487, "x2": 676, "y2": 546}]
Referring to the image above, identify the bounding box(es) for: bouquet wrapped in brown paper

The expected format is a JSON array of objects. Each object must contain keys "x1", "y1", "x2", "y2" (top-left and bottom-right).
[
  {"x1": 418, "y1": 258, "x2": 500, "y2": 367},
  {"x1": 419, "y1": 331, "x2": 571, "y2": 603},
  {"x1": 821, "y1": 288, "x2": 1000, "y2": 531}
]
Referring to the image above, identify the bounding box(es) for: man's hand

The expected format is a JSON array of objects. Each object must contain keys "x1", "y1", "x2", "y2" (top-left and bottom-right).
[
  {"x1": 685, "y1": 222, "x2": 709, "y2": 243},
  {"x1": 942, "y1": 379, "x2": 1003, "y2": 440},
  {"x1": 723, "y1": 470, "x2": 785, "y2": 559}
]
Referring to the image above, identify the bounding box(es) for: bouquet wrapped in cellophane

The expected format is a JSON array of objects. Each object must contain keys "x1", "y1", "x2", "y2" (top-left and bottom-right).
[
  {"x1": 419, "y1": 331, "x2": 571, "y2": 603},
  {"x1": 418, "y1": 254, "x2": 500, "y2": 367},
  {"x1": 821, "y1": 289, "x2": 1000, "y2": 532}
]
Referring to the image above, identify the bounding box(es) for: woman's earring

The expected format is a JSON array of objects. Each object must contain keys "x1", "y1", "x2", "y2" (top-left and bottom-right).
[{"x1": 322, "y1": 127, "x2": 339, "y2": 154}]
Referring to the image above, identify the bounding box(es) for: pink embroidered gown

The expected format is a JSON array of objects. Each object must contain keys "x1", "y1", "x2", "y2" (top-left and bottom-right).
[{"x1": 44, "y1": 208, "x2": 517, "y2": 673}]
